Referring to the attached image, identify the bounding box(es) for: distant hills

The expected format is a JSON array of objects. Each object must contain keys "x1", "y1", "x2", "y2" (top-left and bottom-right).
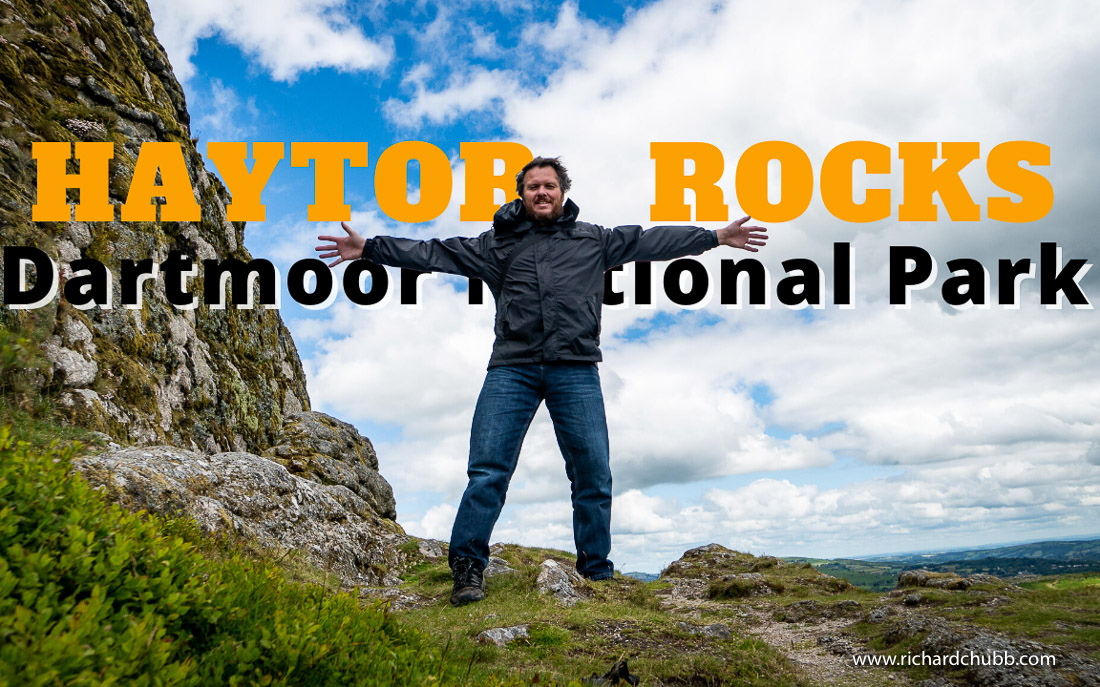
[
  {"x1": 785, "y1": 538, "x2": 1100, "y2": 591},
  {"x1": 623, "y1": 571, "x2": 660, "y2": 582},
  {"x1": 858, "y1": 538, "x2": 1100, "y2": 564}
]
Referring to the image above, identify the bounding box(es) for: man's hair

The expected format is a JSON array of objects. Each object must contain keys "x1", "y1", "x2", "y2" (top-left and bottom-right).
[{"x1": 515, "y1": 156, "x2": 571, "y2": 196}]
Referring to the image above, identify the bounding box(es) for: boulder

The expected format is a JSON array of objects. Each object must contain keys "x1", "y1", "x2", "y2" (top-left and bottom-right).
[
  {"x1": 485, "y1": 556, "x2": 518, "y2": 578},
  {"x1": 262, "y1": 411, "x2": 396, "y2": 520},
  {"x1": 417, "y1": 539, "x2": 446, "y2": 559},
  {"x1": 74, "y1": 446, "x2": 407, "y2": 587},
  {"x1": 477, "y1": 625, "x2": 530, "y2": 647},
  {"x1": 537, "y1": 559, "x2": 584, "y2": 606},
  {"x1": 897, "y1": 569, "x2": 971, "y2": 590}
]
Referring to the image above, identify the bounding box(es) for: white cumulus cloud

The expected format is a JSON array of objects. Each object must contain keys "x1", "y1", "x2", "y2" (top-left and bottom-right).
[
  {"x1": 287, "y1": 0, "x2": 1100, "y2": 570},
  {"x1": 148, "y1": 0, "x2": 392, "y2": 82}
]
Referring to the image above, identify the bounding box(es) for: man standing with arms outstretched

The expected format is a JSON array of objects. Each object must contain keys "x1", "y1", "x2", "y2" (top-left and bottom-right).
[{"x1": 317, "y1": 157, "x2": 767, "y2": 606}]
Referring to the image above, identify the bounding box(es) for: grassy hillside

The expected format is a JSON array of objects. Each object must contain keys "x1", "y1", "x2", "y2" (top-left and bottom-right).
[
  {"x1": 385, "y1": 542, "x2": 1100, "y2": 686},
  {"x1": 784, "y1": 557, "x2": 910, "y2": 591},
  {"x1": 0, "y1": 424, "x2": 818, "y2": 686},
  {"x1": 393, "y1": 544, "x2": 812, "y2": 686},
  {"x1": 4, "y1": 427, "x2": 1098, "y2": 686},
  {"x1": 0, "y1": 428, "x2": 469, "y2": 686}
]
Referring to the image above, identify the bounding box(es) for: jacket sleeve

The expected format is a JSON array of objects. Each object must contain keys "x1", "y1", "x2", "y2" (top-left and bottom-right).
[
  {"x1": 600, "y1": 225, "x2": 719, "y2": 269},
  {"x1": 361, "y1": 232, "x2": 492, "y2": 279}
]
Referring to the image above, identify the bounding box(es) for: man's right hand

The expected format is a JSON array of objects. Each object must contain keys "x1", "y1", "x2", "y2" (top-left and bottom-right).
[{"x1": 316, "y1": 221, "x2": 366, "y2": 267}]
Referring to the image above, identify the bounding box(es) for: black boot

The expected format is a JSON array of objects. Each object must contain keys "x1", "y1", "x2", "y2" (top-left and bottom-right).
[{"x1": 450, "y1": 557, "x2": 486, "y2": 606}]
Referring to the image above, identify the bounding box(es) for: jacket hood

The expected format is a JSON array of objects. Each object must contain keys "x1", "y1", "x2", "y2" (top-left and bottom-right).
[{"x1": 493, "y1": 198, "x2": 580, "y2": 235}]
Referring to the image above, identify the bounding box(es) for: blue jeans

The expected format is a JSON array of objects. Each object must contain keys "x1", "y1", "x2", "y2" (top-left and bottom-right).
[{"x1": 448, "y1": 362, "x2": 614, "y2": 580}]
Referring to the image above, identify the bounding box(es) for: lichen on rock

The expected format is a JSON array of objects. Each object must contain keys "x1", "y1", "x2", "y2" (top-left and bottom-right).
[
  {"x1": 477, "y1": 625, "x2": 530, "y2": 647},
  {"x1": 0, "y1": 0, "x2": 407, "y2": 594},
  {"x1": 262, "y1": 411, "x2": 397, "y2": 520},
  {"x1": 537, "y1": 559, "x2": 585, "y2": 606},
  {"x1": 74, "y1": 445, "x2": 408, "y2": 587},
  {"x1": 0, "y1": 0, "x2": 310, "y2": 453}
]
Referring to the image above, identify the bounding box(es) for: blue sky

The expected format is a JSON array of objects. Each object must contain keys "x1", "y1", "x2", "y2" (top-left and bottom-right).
[{"x1": 148, "y1": 0, "x2": 1100, "y2": 572}]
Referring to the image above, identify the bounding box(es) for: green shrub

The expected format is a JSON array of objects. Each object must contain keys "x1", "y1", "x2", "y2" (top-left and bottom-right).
[{"x1": 0, "y1": 427, "x2": 455, "y2": 685}]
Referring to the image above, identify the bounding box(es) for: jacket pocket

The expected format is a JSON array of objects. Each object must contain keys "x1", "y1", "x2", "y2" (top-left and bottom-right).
[
  {"x1": 561, "y1": 293, "x2": 600, "y2": 355},
  {"x1": 587, "y1": 294, "x2": 602, "y2": 341}
]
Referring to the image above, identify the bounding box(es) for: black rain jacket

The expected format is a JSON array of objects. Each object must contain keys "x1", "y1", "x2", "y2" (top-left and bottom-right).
[{"x1": 360, "y1": 198, "x2": 718, "y2": 367}]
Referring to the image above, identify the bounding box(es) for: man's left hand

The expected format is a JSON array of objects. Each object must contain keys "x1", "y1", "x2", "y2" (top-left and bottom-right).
[{"x1": 716, "y1": 216, "x2": 768, "y2": 252}]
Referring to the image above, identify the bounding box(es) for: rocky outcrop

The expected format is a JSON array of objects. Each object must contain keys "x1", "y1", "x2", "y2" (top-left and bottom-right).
[
  {"x1": 880, "y1": 613, "x2": 1100, "y2": 687},
  {"x1": 0, "y1": 0, "x2": 309, "y2": 452},
  {"x1": 537, "y1": 559, "x2": 585, "y2": 606},
  {"x1": 262, "y1": 411, "x2": 396, "y2": 520},
  {"x1": 896, "y1": 568, "x2": 1010, "y2": 591},
  {"x1": 0, "y1": 0, "x2": 404, "y2": 586},
  {"x1": 661, "y1": 543, "x2": 786, "y2": 579},
  {"x1": 660, "y1": 543, "x2": 852, "y2": 599},
  {"x1": 75, "y1": 445, "x2": 408, "y2": 586}
]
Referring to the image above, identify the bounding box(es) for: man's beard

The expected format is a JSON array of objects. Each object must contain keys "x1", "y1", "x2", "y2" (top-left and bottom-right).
[{"x1": 527, "y1": 202, "x2": 563, "y2": 225}]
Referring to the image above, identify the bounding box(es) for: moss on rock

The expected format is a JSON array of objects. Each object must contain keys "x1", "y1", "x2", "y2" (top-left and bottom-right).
[{"x1": 0, "y1": 0, "x2": 310, "y2": 453}]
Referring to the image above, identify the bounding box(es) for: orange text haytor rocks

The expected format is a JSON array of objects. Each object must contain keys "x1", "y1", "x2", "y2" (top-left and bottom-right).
[{"x1": 31, "y1": 140, "x2": 1053, "y2": 224}]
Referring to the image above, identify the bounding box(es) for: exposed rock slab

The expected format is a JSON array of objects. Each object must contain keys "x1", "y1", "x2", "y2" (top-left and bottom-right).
[
  {"x1": 777, "y1": 599, "x2": 863, "y2": 623},
  {"x1": 74, "y1": 445, "x2": 407, "y2": 587}
]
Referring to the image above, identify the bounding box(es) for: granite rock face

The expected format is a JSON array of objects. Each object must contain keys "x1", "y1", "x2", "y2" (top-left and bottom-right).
[
  {"x1": 262, "y1": 411, "x2": 397, "y2": 521},
  {"x1": 0, "y1": 0, "x2": 309, "y2": 452},
  {"x1": 74, "y1": 446, "x2": 408, "y2": 587},
  {"x1": 0, "y1": 0, "x2": 404, "y2": 587}
]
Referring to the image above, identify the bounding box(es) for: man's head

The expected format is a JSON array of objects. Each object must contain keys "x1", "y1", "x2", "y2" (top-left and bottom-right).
[{"x1": 516, "y1": 156, "x2": 571, "y2": 224}]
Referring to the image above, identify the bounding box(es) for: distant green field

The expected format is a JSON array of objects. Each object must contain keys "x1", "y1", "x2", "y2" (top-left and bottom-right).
[
  {"x1": 782, "y1": 558, "x2": 901, "y2": 591},
  {"x1": 783, "y1": 548, "x2": 1100, "y2": 592},
  {"x1": 813, "y1": 561, "x2": 901, "y2": 591},
  {"x1": 1021, "y1": 574, "x2": 1100, "y2": 591}
]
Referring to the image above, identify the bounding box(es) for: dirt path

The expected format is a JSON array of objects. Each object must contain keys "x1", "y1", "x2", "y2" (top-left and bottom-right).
[
  {"x1": 737, "y1": 605, "x2": 909, "y2": 687},
  {"x1": 657, "y1": 580, "x2": 908, "y2": 687}
]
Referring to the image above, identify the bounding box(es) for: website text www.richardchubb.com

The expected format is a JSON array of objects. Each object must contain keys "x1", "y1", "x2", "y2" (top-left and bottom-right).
[
  {"x1": 850, "y1": 649, "x2": 1057, "y2": 669},
  {"x1": 5, "y1": 140, "x2": 1093, "y2": 312}
]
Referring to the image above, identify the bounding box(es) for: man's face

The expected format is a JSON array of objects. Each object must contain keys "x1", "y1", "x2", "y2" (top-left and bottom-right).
[{"x1": 521, "y1": 166, "x2": 564, "y2": 224}]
